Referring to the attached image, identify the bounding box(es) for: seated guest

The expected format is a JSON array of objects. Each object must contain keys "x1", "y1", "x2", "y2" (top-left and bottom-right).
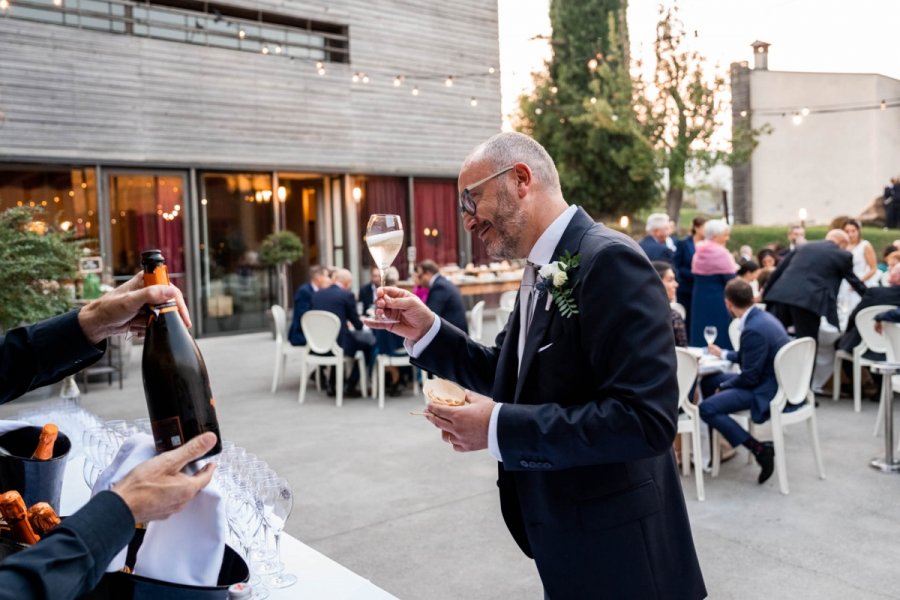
[
  {"x1": 738, "y1": 260, "x2": 761, "y2": 298},
  {"x1": 700, "y1": 279, "x2": 791, "y2": 484},
  {"x1": 288, "y1": 265, "x2": 331, "y2": 346},
  {"x1": 838, "y1": 263, "x2": 900, "y2": 357},
  {"x1": 373, "y1": 267, "x2": 410, "y2": 396},
  {"x1": 412, "y1": 268, "x2": 429, "y2": 303},
  {"x1": 358, "y1": 266, "x2": 380, "y2": 315},
  {"x1": 652, "y1": 261, "x2": 687, "y2": 347},
  {"x1": 416, "y1": 260, "x2": 468, "y2": 333},
  {"x1": 639, "y1": 212, "x2": 674, "y2": 264},
  {"x1": 757, "y1": 248, "x2": 778, "y2": 270},
  {"x1": 310, "y1": 268, "x2": 375, "y2": 397}
]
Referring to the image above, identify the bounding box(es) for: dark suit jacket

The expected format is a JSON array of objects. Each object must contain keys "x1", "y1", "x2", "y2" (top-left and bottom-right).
[
  {"x1": 358, "y1": 282, "x2": 376, "y2": 315},
  {"x1": 639, "y1": 235, "x2": 674, "y2": 264},
  {"x1": 288, "y1": 283, "x2": 315, "y2": 346},
  {"x1": 673, "y1": 235, "x2": 696, "y2": 301},
  {"x1": 0, "y1": 311, "x2": 137, "y2": 598},
  {"x1": 719, "y1": 308, "x2": 791, "y2": 423},
  {"x1": 837, "y1": 286, "x2": 900, "y2": 354},
  {"x1": 764, "y1": 240, "x2": 867, "y2": 327},
  {"x1": 413, "y1": 208, "x2": 705, "y2": 599},
  {"x1": 310, "y1": 284, "x2": 364, "y2": 356},
  {"x1": 425, "y1": 275, "x2": 468, "y2": 334}
]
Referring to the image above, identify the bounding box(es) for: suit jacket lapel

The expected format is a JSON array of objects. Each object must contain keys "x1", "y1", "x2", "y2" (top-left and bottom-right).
[{"x1": 511, "y1": 208, "x2": 595, "y2": 404}]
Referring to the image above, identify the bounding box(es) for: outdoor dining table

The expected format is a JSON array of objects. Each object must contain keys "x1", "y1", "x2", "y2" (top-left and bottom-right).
[{"x1": 59, "y1": 447, "x2": 398, "y2": 599}]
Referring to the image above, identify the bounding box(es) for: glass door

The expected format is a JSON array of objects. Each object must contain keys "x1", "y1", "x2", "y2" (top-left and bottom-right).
[{"x1": 107, "y1": 171, "x2": 190, "y2": 306}]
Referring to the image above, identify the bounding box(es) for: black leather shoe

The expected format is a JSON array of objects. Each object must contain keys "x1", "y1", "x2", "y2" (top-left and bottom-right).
[
  {"x1": 756, "y1": 443, "x2": 775, "y2": 484},
  {"x1": 343, "y1": 387, "x2": 362, "y2": 399},
  {"x1": 326, "y1": 386, "x2": 337, "y2": 397}
]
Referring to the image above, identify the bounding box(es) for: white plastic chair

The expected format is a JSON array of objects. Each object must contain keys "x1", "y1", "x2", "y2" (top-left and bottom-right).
[
  {"x1": 495, "y1": 307, "x2": 513, "y2": 331},
  {"x1": 468, "y1": 300, "x2": 485, "y2": 343},
  {"x1": 713, "y1": 337, "x2": 825, "y2": 494},
  {"x1": 670, "y1": 302, "x2": 686, "y2": 320},
  {"x1": 374, "y1": 352, "x2": 420, "y2": 409},
  {"x1": 298, "y1": 311, "x2": 368, "y2": 407},
  {"x1": 499, "y1": 290, "x2": 518, "y2": 311},
  {"x1": 728, "y1": 318, "x2": 741, "y2": 351},
  {"x1": 832, "y1": 305, "x2": 893, "y2": 412},
  {"x1": 875, "y1": 321, "x2": 900, "y2": 443},
  {"x1": 270, "y1": 305, "x2": 306, "y2": 393},
  {"x1": 675, "y1": 348, "x2": 704, "y2": 501}
]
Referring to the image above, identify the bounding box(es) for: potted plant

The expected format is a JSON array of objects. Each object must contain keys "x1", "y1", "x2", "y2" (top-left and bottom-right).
[{"x1": 259, "y1": 230, "x2": 304, "y2": 309}]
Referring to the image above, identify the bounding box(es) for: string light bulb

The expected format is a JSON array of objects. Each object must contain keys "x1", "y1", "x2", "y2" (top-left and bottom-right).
[
  {"x1": 590, "y1": 97, "x2": 597, "y2": 104},
  {"x1": 53, "y1": 0, "x2": 62, "y2": 5},
  {"x1": 274, "y1": 45, "x2": 282, "y2": 54},
  {"x1": 445, "y1": 76, "x2": 454, "y2": 87},
  {"x1": 412, "y1": 86, "x2": 419, "y2": 96},
  {"x1": 550, "y1": 86, "x2": 558, "y2": 94},
  {"x1": 352, "y1": 72, "x2": 360, "y2": 83},
  {"x1": 362, "y1": 74, "x2": 370, "y2": 84},
  {"x1": 470, "y1": 97, "x2": 478, "y2": 107},
  {"x1": 393, "y1": 75, "x2": 402, "y2": 87},
  {"x1": 0, "y1": 0, "x2": 8, "y2": 10},
  {"x1": 261, "y1": 45, "x2": 269, "y2": 55},
  {"x1": 792, "y1": 113, "x2": 803, "y2": 125},
  {"x1": 800, "y1": 107, "x2": 810, "y2": 117},
  {"x1": 316, "y1": 62, "x2": 326, "y2": 76},
  {"x1": 238, "y1": 29, "x2": 246, "y2": 39},
  {"x1": 587, "y1": 58, "x2": 598, "y2": 71},
  {"x1": 881, "y1": 99, "x2": 887, "y2": 111},
  {"x1": 488, "y1": 66, "x2": 495, "y2": 74}
]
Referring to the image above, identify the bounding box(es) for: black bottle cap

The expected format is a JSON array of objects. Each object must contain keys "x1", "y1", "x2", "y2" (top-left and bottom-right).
[{"x1": 141, "y1": 249, "x2": 166, "y2": 273}]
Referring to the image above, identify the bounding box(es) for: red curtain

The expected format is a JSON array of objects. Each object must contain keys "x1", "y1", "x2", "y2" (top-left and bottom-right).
[
  {"x1": 471, "y1": 228, "x2": 491, "y2": 266},
  {"x1": 413, "y1": 179, "x2": 459, "y2": 268},
  {"x1": 364, "y1": 177, "x2": 409, "y2": 277}
]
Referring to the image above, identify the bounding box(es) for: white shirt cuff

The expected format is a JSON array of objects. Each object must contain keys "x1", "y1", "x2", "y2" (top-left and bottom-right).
[
  {"x1": 403, "y1": 315, "x2": 441, "y2": 358},
  {"x1": 487, "y1": 402, "x2": 503, "y2": 462}
]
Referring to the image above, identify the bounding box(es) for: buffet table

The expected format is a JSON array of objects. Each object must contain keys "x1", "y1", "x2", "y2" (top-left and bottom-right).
[{"x1": 60, "y1": 456, "x2": 398, "y2": 600}]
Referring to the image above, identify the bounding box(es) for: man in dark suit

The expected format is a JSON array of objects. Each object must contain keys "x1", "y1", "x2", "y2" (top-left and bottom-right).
[
  {"x1": 701, "y1": 279, "x2": 791, "y2": 483},
  {"x1": 838, "y1": 263, "x2": 900, "y2": 357},
  {"x1": 369, "y1": 133, "x2": 705, "y2": 598},
  {"x1": 357, "y1": 266, "x2": 380, "y2": 316},
  {"x1": 310, "y1": 268, "x2": 375, "y2": 397},
  {"x1": 416, "y1": 260, "x2": 468, "y2": 334},
  {"x1": 288, "y1": 265, "x2": 331, "y2": 346},
  {"x1": 0, "y1": 274, "x2": 216, "y2": 598},
  {"x1": 639, "y1": 212, "x2": 675, "y2": 264},
  {"x1": 764, "y1": 229, "x2": 868, "y2": 341}
]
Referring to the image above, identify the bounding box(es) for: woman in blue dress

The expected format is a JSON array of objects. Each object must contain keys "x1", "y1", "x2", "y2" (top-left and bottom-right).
[{"x1": 690, "y1": 219, "x2": 738, "y2": 349}]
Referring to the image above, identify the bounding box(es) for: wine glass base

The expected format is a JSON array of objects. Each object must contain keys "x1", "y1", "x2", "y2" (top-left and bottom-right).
[
  {"x1": 266, "y1": 573, "x2": 298, "y2": 589},
  {"x1": 361, "y1": 316, "x2": 400, "y2": 325}
]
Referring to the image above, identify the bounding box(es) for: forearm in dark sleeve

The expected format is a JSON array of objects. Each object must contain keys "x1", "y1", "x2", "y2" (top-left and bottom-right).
[{"x1": 0, "y1": 491, "x2": 135, "y2": 600}]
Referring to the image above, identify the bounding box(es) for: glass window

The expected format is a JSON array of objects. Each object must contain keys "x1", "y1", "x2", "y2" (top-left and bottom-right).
[{"x1": 200, "y1": 173, "x2": 276, "y2": 334}]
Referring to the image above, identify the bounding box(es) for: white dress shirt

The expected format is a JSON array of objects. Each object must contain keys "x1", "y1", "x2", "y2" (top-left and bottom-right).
[{"x1": 407, "y1": 205, "x2": 578, "y2": 462}]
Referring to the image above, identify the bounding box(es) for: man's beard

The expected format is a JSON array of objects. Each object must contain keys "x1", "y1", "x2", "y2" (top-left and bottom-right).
[{"x1": 485, "y1": 185, "x2": 527, "y2": 260}]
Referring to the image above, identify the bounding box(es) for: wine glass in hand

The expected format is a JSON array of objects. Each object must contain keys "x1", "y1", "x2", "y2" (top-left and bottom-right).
[
  {"x1": 703, "y1": 326, "x2": 718, "y2": 348},
  {"x1": 364, "y1": 214, "x2": 404, "y2": 324}
]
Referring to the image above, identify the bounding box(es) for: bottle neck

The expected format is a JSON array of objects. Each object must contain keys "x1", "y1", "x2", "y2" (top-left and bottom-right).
[{"x1": 143, "y1": 264, "x2": 178, "y2": 315}]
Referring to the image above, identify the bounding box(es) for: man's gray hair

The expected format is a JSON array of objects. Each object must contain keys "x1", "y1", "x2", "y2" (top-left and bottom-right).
[
  {"x1": 645, "y1": 213, "x2": 670, "y2": 233},
  {"x1": 704, "y1": 219, "x2": 731, "y2": 240},
  {"x1": 463, "y1": 132, "x2": 561, "y2": 195}
]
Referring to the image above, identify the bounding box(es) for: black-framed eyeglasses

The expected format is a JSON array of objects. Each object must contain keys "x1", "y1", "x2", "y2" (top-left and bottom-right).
[{"x1": 458, "y1": 165, "x2": 515, "y2": 216}]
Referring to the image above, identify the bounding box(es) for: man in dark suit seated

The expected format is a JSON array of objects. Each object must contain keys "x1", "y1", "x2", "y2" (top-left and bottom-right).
[
  {"x1": 638, "y1": 212, "x2": 674, "y2": 264},
  {"x1": 358, "y1": 266, "x2": 380, "y2": 316},
  {"x1": 764, "y1": 229, "x2": 867, "y2": 342},
  {"x1": 310, "y1": 268, "x2": 375, "y2": 397},
  {"x1": 288, "y1": 265, "x2": 331, "y2": 346},
  {"x1": 368, "y1": 132, "x2": 705, "y2": 598},
  {"x1": 837, "y1": 263, "x2": 900, "y2": 362},
  {"x1": 701, "y1": 279, "x2": 791, "y2": 484},
  {"x1": 415, "y1": 260, "x2": 468, "y2": 334}
]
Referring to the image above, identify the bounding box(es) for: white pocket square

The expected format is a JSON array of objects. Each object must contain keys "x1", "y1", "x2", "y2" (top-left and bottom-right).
[{"x1": 538, "y1": 342, "x2": 554, "y2": 353}]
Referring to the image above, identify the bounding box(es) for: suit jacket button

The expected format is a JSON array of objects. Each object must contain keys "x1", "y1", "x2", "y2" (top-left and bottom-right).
[{"x1": 520, "y1": 460, "x2": 529, "y2": 468}]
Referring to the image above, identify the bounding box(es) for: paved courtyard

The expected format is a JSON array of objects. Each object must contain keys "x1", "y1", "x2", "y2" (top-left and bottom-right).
[{"x1": 6, "y1": 312, "x2": 900, "y2": 599}]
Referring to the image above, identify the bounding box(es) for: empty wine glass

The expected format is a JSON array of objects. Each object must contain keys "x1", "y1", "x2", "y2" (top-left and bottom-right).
[
  {"x1": 703, "y1": 326, "x2": 718, "y2": 347},
  {"x1": 259, "y1": 477, "x2": 297, "y2": 588},
  {"x1": 363, "y1": 214, "x2": 404, "y2": 324}
]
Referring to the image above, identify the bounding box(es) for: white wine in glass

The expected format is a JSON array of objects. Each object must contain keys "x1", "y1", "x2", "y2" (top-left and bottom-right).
[
  {"x1": 365, "y1": 214, "x2": 403, "y2": 323},
  {"x1": 703, "y1": 326, "x2": 718, "y2": 346}
]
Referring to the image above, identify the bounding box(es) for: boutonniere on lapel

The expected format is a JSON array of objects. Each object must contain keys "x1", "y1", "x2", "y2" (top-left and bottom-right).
[{"x1": 536, "y1": 251, "x2": 581, "y2": 318}]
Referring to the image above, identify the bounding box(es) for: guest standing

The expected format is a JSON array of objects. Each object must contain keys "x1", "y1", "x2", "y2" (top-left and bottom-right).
[
  {"x1": 690, "y1": 219, "x2": 738, "y2": 349},
  {"x1": 836, "y1": 218, "x2": 878, "y2": 323},
  {"x1": 639, "y1": 212, "x2": 675, "y2": 264},
  {"x1": 673, "y1": 215, "x2": 707, "y2": 330},
  {"x1": 415, "y1": 260, "x2": 468, "y2": 334}
]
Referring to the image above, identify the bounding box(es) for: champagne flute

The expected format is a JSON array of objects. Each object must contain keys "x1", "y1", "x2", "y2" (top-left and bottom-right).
[
  {"x1": 260, "y1": 477, "x2": 297, "y2": 588},
  {"x1": 703, "y1": 326, "x2": 718, "y2": 348},
  {"x1": 364, "y1": 214, "x2": 404, "y2": 324}
]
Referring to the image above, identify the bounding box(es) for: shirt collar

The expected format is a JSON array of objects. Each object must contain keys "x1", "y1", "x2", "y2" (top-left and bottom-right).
[
  {"x1": 738, "y1": 304, "x2": 756, "y2": 332},
  {"x1": 527, "y1": 205, "x2": 578, "y2": 266}
]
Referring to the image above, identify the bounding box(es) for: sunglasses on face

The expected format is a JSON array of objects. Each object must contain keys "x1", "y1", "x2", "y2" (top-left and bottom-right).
[{"x1": 458, "y1": 165, "x2": 515, "y2": 216}]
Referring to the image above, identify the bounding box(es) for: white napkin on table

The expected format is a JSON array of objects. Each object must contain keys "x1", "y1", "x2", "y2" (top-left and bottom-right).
[{"x1": 91, "y1": 433, "x2": 225, "y2": 586}]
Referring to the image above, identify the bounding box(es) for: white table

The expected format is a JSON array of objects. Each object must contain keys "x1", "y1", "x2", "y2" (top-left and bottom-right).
[{"x1": 61, "y1": 455, "x2": 397, "y2": 599}]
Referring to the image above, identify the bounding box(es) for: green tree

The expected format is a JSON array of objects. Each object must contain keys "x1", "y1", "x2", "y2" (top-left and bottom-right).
[
  {"x1": 517, "y1": 0, "x2": 659, "y2": 220},
  {"x1": 0, "y1": 207, "x2": 80, "y2": 332}
]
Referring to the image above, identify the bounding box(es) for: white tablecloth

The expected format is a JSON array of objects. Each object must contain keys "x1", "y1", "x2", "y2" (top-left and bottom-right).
[{"x1": 61, "y1": 455, "x2": 397, "y2": 599}]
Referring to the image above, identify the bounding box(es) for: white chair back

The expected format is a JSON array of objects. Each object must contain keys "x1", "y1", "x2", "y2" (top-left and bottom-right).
[
  {"x1": 774, "y1": 337, "x2": 816, "y2": 405},
  {"x1": 499, "y1": 290, "x2": 518, "y2": 311},
  {"x1": 670, "y1": 302, "x2": 686, "y2": 320},
  {"x1": 882, "y1": 322, "x2": 900, "y2": 363},
  {"x1": 496, "y1": 306, "x2": 513, "y2": 331},
  {"x1": 856, "y1": 305, "x2": 895, "y2": 355},
  {"x1": 674, "y1": 348, "x2": 698, "y2": 411},
  {"x1": 272, "y1": 304, "x2": 288, "y2": 343},
  {"x1": 728, "y1": 318, "x2": 741, "y2": 351},
  {"x1": 469, "y1": 300, "x2": 485, "y2": 342},
  {"x1": 301, "y1": 311, "x2": 342, "y2": 355}
]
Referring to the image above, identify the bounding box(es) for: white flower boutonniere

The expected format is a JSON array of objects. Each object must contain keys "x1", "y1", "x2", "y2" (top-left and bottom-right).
[{"x1": 535, "y1": 251, "x2": 581, "y2": 318}]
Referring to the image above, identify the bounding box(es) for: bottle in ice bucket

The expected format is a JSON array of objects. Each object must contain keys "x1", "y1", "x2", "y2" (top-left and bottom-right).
[
  {"x1": 30, "y1": 423, "x2": 58, "y2": 460},
  {"x1": 0, "y1": 491, "x2": 41, "y2": 544},
  {"x1": 141, "y1": 249, "x2": 222, "y2": 458}
]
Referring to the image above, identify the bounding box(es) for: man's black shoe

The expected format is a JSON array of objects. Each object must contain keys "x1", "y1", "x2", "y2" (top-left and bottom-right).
[
  {"x1": 344, "y1": 387, "x2": 362, "y2": 399},
  {"x1": 326, "y1": 387, "x2": 337, "y2": 397},
  {"x1": 756, "y1": 443, "x2": 775, "y2": 484}
]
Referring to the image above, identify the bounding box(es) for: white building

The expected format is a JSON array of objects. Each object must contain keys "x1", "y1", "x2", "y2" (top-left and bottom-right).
[{"x1": 731, "y1": 41, "x2": 900, "y2": 226}]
